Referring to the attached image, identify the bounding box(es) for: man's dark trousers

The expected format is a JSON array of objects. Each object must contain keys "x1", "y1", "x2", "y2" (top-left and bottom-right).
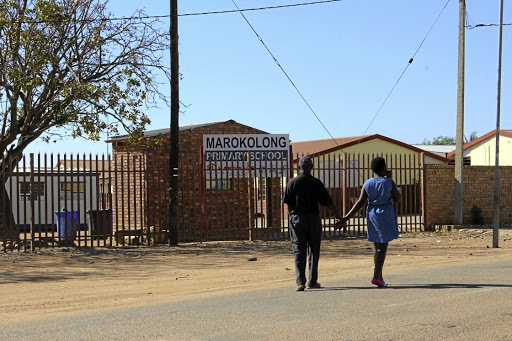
[{"x1": 289, "y1": 213, "x2": 322, "y2": 286}]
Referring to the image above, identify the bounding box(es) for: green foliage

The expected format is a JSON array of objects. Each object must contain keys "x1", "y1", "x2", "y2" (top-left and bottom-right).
[
  {"x1": 0, "y1": 0, "x2": 170, "y2": 166},
  {"x1": 421, "y1": 132, "x2": 478, "y2": 145},
  {"x1": 421, "y1": 136, "x2": 456, "y2": 145}
]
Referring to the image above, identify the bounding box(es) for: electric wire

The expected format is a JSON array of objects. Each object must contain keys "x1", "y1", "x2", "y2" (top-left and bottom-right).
[
  {"x1": 0, "y1": 0, "x2": 342, "y2": 24},
  {"x1": 181, "y1": 0, "x2": 341, "y2": 17},
  {"x1": 359, "y1": 0, "x2": 451, "y2": 138},
  {"x1": 230, "y1": 0, "x2": 453, "y2": 181},
  {"x1": 467, "y1": 23, "x2": 512, "y2": 29},
  {"x1": 230, "y1": 0, "x2": 338, "y2": 144}
]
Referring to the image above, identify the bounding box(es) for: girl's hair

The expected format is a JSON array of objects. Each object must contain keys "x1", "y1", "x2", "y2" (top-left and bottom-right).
[{"x1": 371, "y1": 157, "x2": 386, "y2": 174}]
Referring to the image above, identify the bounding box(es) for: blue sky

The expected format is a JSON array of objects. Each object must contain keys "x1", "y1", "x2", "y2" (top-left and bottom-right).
[{"x1": 25, "y1": 0, "x2": 511, "y2": 155}]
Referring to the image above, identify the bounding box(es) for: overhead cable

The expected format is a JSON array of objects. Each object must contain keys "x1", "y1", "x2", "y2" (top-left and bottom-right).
[
  {"x1": 0, "y1": 0, "x2": 342, "y2": 24},
  {"x1": 230, "y1": 0, "x2": 339, "y2": 145},
  {"x1": 467, "y1": 23, "x2": 512, "y2": 29},
  {"x1": 359, "y1": 0, "x2": 451, "y2": 138}
]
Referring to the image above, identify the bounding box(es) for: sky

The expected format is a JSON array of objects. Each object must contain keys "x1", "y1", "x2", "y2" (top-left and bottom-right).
[{"x1": 24, "y1": 0, "x2": 511, "y2": 156}]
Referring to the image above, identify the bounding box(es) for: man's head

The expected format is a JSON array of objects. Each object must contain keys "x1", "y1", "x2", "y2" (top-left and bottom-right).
[
  {"x1": 299, "y1": 155, "x2": 313, "y2": 173},
  {"x1": 370, "y1": 156, "x2": 387, "y2": 176}
]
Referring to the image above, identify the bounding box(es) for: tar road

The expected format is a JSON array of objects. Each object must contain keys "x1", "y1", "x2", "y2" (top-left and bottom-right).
[{"x1": 1, "y1": 258, "x2": 511, "y2": 340}]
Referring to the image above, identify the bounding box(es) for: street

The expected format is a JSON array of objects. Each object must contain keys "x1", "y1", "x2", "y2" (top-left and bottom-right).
[{"x1": 2, "y1": 256, "x2": 511, "y2": 341}]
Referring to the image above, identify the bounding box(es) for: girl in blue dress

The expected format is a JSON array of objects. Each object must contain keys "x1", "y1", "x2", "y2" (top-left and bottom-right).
[{"x1": 339, "y1": 157, "x2": 401, "y2": 287}]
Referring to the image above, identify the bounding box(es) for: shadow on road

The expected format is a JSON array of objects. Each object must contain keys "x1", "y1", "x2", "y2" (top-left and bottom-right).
[{"x1": 319, "y1": 283, "x2": 512, "y2": 290}]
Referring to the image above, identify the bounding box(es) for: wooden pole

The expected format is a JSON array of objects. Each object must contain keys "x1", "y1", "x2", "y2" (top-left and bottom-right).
[
  {"x1": 454, "y1": 0, "x2": 465, "y2": 226},
  {"x1": 493, "y1": 0, "x2": 504, "y2": 248}
]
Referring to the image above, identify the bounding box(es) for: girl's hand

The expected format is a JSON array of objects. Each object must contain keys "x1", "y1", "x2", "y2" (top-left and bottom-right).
[{"x1": 335, "y1": 217, "x2": 348, "y2": 230}]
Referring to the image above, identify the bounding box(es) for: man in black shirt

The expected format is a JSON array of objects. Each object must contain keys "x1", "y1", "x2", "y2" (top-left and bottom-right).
[{"x1": 283, "y1": 155, "x2": 341, "y2": 291}]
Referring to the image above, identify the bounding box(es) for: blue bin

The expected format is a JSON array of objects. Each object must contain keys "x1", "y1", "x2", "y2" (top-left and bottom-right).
[{"x1": 54, "y1": 210, "x2": 79, "y2": 241}]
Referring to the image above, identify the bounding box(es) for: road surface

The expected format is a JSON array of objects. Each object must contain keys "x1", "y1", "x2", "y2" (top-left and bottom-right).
[{"x1": 2, "y1": 257, "x2": 511, "y2": 340}]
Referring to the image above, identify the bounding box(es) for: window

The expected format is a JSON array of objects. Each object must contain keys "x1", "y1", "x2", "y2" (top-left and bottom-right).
[
  {"x1": 19, "y1": 182, "x2": 45, "y2": 199},
  {"x1": 60, "y1": 182, "x2": 85, "y2": 200}
]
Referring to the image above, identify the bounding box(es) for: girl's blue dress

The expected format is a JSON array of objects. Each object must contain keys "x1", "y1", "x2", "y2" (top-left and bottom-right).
[{"x1": 364, "y1": 177, "x2": 398, "y2": 243}]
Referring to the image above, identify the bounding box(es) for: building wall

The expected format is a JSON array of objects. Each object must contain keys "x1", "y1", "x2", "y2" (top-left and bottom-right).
[
  {"x1": 425, "y1": 165, "x2": 512, "y2": 227},
  {"x1": 469, "y1": 136, "x2": 512, "y2": 166},
  {"x1": 305, "y1": 145, "x2": 428, "y2": 188},
  {"x1": 294, "y1": 139, "x2": 445, "y2": 183},
  {"x1": 112, "y1": 121, "x2": 281, "y2": 242},
  {"x1": 343, "y1": 139, "x2": 445, "y2": 165},
  {"x1": 178, "y1": 122, "x2": 266, "y2": 241}
]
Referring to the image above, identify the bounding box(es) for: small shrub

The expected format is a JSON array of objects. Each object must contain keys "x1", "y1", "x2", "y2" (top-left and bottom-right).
[{"x1": 471, "y1": 205, "x2": 484, "y2": 225}]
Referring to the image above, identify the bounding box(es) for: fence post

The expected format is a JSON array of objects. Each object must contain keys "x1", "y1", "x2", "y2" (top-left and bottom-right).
[
  {"x1": 247, "y1": 152, "x2": 253, "y2": 241},
  {"x1": 29, "y1": 154, "x2": 35, "y2": 252},
  {"x1": 342, "y1": 153, "x2": 347, "y2": 233},
  {"x1": 420, "y1": 152, "x2": 428, "y2": 231},
  {"x1": 200, "y1": 146, "x2": 205, "y2": 242}
]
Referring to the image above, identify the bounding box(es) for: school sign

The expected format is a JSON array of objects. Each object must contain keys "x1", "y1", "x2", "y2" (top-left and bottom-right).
[{"x1": 203, "y1": 134, "x2": 289, "y2": 178}]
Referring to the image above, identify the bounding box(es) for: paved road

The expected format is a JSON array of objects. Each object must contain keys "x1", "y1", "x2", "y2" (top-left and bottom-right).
[{"x1": 2, "y1": 258, "x2": 512, "y2": 341}]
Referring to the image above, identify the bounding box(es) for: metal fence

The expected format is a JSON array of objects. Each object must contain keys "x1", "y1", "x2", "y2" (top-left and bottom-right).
[
  {"x1": 336, "y1": 152, "x2": 425, "y2": 235},
  {"x1": 1, "y1": 152, "x2": 425, "y2": 252}
]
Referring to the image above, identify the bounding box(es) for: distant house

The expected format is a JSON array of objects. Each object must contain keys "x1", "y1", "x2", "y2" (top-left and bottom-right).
[
  {"x1": 55, "y1": 158, "x2": 112, "y2": 197},
  {"x1": 290, "y1": 134, "x2": 449, "y2": 224},
  {"x1": 446, "y1": 130, "x2": 512, "y2": 166},
  {"x1": 291, "y1": 134, "x2": 449, "y2": 167},
  {"x1": 290, "y1": 134, "x2": 448, "y2": 191}
]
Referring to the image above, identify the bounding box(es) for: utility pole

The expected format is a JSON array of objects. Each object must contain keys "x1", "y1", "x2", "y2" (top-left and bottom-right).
[
  {"x1": 169, "y1": 0, "x2": 179, "y2": 245},
  {"x1": 454, "y1": 0, "x2": 465, "y2": 226},
  {"x1": 493, "y1": 0, "x2": 504, "y2": 248}
]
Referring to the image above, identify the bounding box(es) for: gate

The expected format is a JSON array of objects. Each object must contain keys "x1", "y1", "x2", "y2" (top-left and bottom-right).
[{"x1": 314, "y1": 152, "x2": 425, "y2": 236}]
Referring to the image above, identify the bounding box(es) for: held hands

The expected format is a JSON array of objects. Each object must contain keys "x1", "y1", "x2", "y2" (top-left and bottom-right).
[{"x1": 334, "y1": 216, "x2": 348, "y2": 231}]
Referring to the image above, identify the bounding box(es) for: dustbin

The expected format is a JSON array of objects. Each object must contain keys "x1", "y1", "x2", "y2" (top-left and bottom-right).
[
  {"x1": 54, "y1": 210, "x2": 79, "y2": 241},
  {"x1": 87, "y1": 209, "x2": 112, "y2": 239}
]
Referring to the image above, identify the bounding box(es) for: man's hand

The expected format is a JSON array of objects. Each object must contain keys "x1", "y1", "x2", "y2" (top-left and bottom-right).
[{"x1": 334, "y1": 217, "x2": 348, "y2": 231}]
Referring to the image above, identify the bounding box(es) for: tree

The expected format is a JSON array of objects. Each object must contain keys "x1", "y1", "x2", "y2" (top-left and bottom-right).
[
  {"x1": 0, "y1": 0, "x2": 170, "y2": 242},
  {"x1": 466, "y1": 131, "x2": 478, "y2": 143},
  {"x1": 421, "y1": 132, "x2": 479, "y2": 146},
  {"x1": 421, "y1": 135, "x2": 456, "y2": 145}
]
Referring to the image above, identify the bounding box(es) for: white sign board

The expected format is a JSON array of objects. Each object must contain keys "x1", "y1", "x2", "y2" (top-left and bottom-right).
[{"x1": 203, "y1": 134, "x2": 289, "y2": 178}]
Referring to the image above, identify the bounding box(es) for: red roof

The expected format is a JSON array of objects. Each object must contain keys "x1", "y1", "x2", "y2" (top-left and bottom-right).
[
  {"x1": 446, "y1": 130, "x2": 512, "y2": 158},
  {"x1": 290, "y1": 134, "x2": 449, "y2": 163}
]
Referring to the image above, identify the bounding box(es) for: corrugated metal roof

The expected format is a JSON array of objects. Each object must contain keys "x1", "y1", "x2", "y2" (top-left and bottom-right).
[{"x1": 412, "y1": 145, "x2": 455, "y2": 157}]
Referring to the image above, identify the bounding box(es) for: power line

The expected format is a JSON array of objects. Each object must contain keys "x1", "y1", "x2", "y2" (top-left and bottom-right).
[
  {"x1": 230, "y1": 0, "x2": 339, "y2": 145},
  {"x1": 0, "y1": 0, "x2": 342, "y2": 25},
  {"x1": 180, "y1": 0, "x2": 342, "y2": 17},
  {"x1": 467, "y1": 23, "x2": 512, "y2": 29},
  {"x1": 359, "y1": 0, "x2": 451, "y2": 138}
]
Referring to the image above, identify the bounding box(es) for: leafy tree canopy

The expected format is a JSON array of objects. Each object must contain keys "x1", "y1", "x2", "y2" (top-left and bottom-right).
[
  {"x1": 421, "y1": 135, "x2": 456, "y2": 145},
  {"x1": 0, "y1": 0, "x2": 170, "y2": 170},
  {"x1": 421, "y1": 132, "x2": 478, "y2": 145}
]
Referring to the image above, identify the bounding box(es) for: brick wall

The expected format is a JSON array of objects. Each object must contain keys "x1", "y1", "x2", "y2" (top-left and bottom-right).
[
  {"x1": 112, "y1": 121, "x2": 284, "y2": 242},
  {"x1": 425, "y1": 165, "x2": 512, "y2": 227}
]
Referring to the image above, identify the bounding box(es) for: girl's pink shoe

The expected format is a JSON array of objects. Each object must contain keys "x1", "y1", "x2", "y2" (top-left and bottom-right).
[{"x1": 371, "y1": 278, "x2": 388, "y2": 288}]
